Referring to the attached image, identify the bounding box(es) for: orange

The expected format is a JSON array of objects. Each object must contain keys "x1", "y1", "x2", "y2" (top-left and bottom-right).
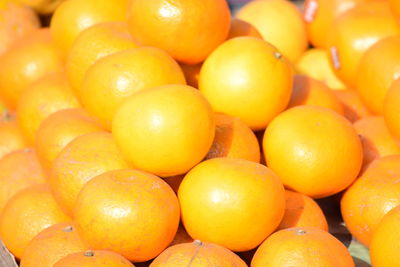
[
  {"x1": 288, "y1": 75, "x2": 344, "y2": 114},
  {"x1": 227, "y1": 18, "x2": 262, "y2": 39},
  {"x1": 66, "y1": 22, "x2": 138, "y2": 97},
  {"x1": 237, "y1": 0, "x2": 308, "y2": 62},
  {"x1": 263, "y1": 105, "x2": 363, "y2": 198},
  {"x1": 112, "y1": 84, "x2": 214, "y2": 177},
  {"x1": 169, "y1": 224, "x2": 193, "y2": 247},
  {"x1": 0, "y1": 112, "x2": 26, "y2": 160},
  {"x1": 81, "y1": 47, "x2": 186, "y2": 129},
  {"x1": 251, "y1": 227, "x2": 355, "y2": 267},
  {"x1": 178, "y1": 158, "x2": 285, "y2": 252},
  {"x1": 0, "y1": 2, "x2": 40, "y2": 56},
  {"x1": 17, "y1": 72, "x2": 81, "y2": 145},
  {"x1": 0, "y1": 184, "x2": 70, "y2": 259},
  {"x1": 0, "y1": 148, "x2": 46, "y2": 213},
  {"x1": 354, "y1": 116, "x2": 400, "y2": 169},
  {"x1": 50, "y1": 0, "x2": 129, "y2": 55},
  {"x1": 35, "y1": 108, "x2": 104, "y2": 173},
  {"x1": 50, "y1": 132, "x2": 130, "y2": 216},
  {"x1": 356, "y1": 36, "x2": 400, "y2": 114},
  {"x1": 389, "y1": 0, "x2": 400, "y2": 19},
  {"x1": 179, "y1": 63, "x2": 201, "y2": 89},
  {"x1": 370, "y1": 205, "x2": 400, "y2": 267},
  {"x1": 127, "y1": 0, "x2": 230, "y2": 64},
  {"x1": 74, "y1": 169, "x2": 180, "y2": 262},
  {"x1": 278, "y1": 190, "x2": 328, "y2": 231},
  {"x1": 296, "y1": 48, "x2": 346, "y2": 90},
  {"x1": 384, "y1": 79, "x2": 400, "y2": 140},
  {"x1": 20, "y1": 222, "x2": 87, "y2": 267},
  {"x1": 151, "y1": 240, "x2": 247, "y2": 266},
  {"x1": 54, "y1": 250, "x2": 135, "y2": 267},
  {"x1": 0, "y1": 28, "x2": 63, "y2": 110},
  {"x1": 334, "y1": 89, "x2": 371, "y2": 123},
  {"x1": 199, "y1": 37, "x2": 293, "y2": 130},
  {"x1": 341, "y1": 155, "x2": 400, "y2": 246},
  {"x1": 205, "y1": 113, "x2": 260, "y2": 163},
  {"x1": 327, "y1": 1, "x2": 400, "y2": 87}
]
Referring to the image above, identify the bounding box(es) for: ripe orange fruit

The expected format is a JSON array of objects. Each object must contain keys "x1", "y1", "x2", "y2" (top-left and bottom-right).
[
  {"x1": 356, "y1": 36, "x2": 400, "y2": 114},
  {"x1": 251, "y1": 227, "x2": 355, "y2": 267},
  {"x1": 17, "y1": 72, "x2": 81, "y2": 145},
  {"x1": 199, "y1": 37, "x2": 293, "y2": 130},
  {"x1": 127, "y1": 0, "x2": 231, "y2": 64},
  {"x1": 0, "y1": 184, "x2": 70, "y2": 259},
  {"x1": 334, "y1": 89, "x2": 371, "y2": 123},
  {"x1": 112, "y1": 84, "x2": 214, "y2": 177},
  {"x1": 14, "y1": 0, "x2": 65, "y2": 15},
  {"x1": 0, "y1": 2, "x2": 40, "y2": 56},
  {"x1": 288, "y1": 75, "x2": 344, "y2": 114},
  {"x1": 0, "y1": 112, "x2": 27, "y2": 160},
  {"x1": 151, "y1": 240, "x2": 247, "y2": 266},
  {"x1": 178, "y1": 158, "x2": 285, "y2": 252},
  {"x1": 20, "y1": 222, "x2": 87, "y2": 267},
  {"x1": 50, "y1": 0, "x2": 130, "y2": 55},
  {"x1": 179, "y1": 63, "x2": 201, "y2": 89},
  {"x1": 50, "y1": 132, "x2": 130, "y2": 216},
  {"x1": 296, "y1": 48, "x2": 346, "y2": 90},
  {"x1": 227, "y1": 18, "x2": 262, "y2": 39},
  {"x1": 384, "y1": 79, "x2": 400, "y2": 140},
  {"x1": 54, "y1": 250, "x2": 135, "y2": 267},
  {"x1": 0, "y1": 148, "x2": 46, "y2": 213},
  {"x1": 205, "y1": 113, "x2": 260, "y2": 163},
  {"x1": 81, "y1": 47, "x2": 186, "y2": 129},
  {"x1": 0, "y1": 28, "x2": 63, "y2": 110},
  {"x1": 341, "y1": 155, "x2": 400, "y2": 246},
  {"x1": 354, "y1": 116, "x2": 400, "y2": 169},
  {"x1": 327, "y1": 1, "x2": 400, "y2": 87},
  {"x1": 389, "y1": 0, "x2": 400, "y2": 19},
  {"x1": 263, "y1": 105, "x2": 363, "y2": 198},
  {"x1": 66, "y1": 22, "x2": 138, "y2": 97},
  {"x1": 278, "y1": 190, "x2": 328, "y2": 231},
  {"x1": 74, "y1": 169, "x2": 180, "y2": 262},
  {"x1": 370, "y1": 205, "x2": 400, "y2": 267},
  {"x1": 237, "y1": 0, "x2": 308, "y2": 62}
]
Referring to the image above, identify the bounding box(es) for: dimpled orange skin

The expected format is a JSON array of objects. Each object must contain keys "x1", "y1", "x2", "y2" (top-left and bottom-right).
[
  {"x1": 74, "y1": 169, "x2": 180, "y2": 262},
  {"x1": 236, "y1": 0, "x2": 308, "y2": 62},
  {"x1": 205, "y1": 113, "x2": 260, "y2": 163},
  {"x1": 263, "y1": 106, "x2": 363, "y2": 198},
  {"x1": 0, "y1": 114, "x2": 27, "y2": 160},
  {"x1": 384, "y1": 79, "x2": 400, "y2": 140},
  {"x1": 199, "y1": 37, "x2": 293, "y2": 131},
  {"x1": 288, "y1": 75, "x2": 344, "y2": 115},
  {"x1": 17, "y1": 72, "x2": 81, "y2": 145},
  {"x1": 81, "y1": 47, "x2": 186, "y2": 129},
  {"x1": 356, "y1": 36, "x2": 400, "y2": 114},
  {"x1": 50, "y1": 132, "x2": 130, "y2": 216},
  {"x1": 227, "y1": 18, "x2": 262, "y2": 39},
  {"x1": 370, "y1": 206, "x2": 400, "y2": 267},
  {"x1": 334, "y1": 89, "x2": 371, "y2": 123},
  {"x1": 178, "y1": 158, "x2": 285, "y2": 252},
  {"x1": 54, "y1": 251, "x2": 135, "y2": 267},
  {"x1": 66, "y1": 22, "x2": 138, "y2": 97},
  {"x1": 150, "y1": 240, "x2": 247, "y2": 267},
  {"x1": 251, "y1": 227, "x2": 355, "y2": 267},
  {"x1": 50, "y1": 0, "x2": 129, "y2": 56},
  {"x1": 354, "y1": 116, "x2": 400, "y2": 169},
  {"x1": 179, "y1": 63, "x2": 201, "y2": 89},
  {"x1": 112, "y1": 84, "x2": 214, "y2": 177},
  {"x1": 328, "y1": 1, "x2": 400, "y2": 88},
  {"x1": 341, "y1": 155, "x2": 400, "y2": 246},
  {"x1": 127, "y1": 0, "x2": 230, "y2": 64},
  {"x1": 278, "y1": 190, "x2": 328, "y2": 231},
  {"x1": 0, "y1": 184, "x2": 70, "y2": 259},
  {"x1": 20, "y1": 222, "x2": 88, "y2": 267},
  {"x1": 0, "y1": 28, "x2": 63, "y2": 110}
]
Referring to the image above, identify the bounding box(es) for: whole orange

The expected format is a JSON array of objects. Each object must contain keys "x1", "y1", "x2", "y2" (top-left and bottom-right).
[
  {"x1": 81, "y1": 47, "x2": 186, "y2": 129},
  {"x1": 50, "y1": 132, "x2": 130, "y2": 216},
  {"x1": 227, "y1": 18, "x2": 262, "y2": 39},
  {"x1": 112, "y1": 84, "x2": 214, "y2": 177},
  {"x1": 0, "y1": 112, "x2": 27, "y2": 160},
  {"x1": 263, "y1": 105, "x2": 363, "y2": 198},
  {"x1": 334, "y1": 89, "x2": 371, "y2": 123},
  {"x1": 74, "y1": 169, "x2": 180, "y2": 262},
  {"x1": 384, "y1": 78, "x2": 400, "y2": 140},
  {"x1": 178, "y1": 157, "x2": 285, "y2": 252},
  {"x1": 54, "y1": 251, "x2": 135, "y2": 267},
  {"x1": 127, "y1": 0, "x2": 230, "y2": 64},
  {"x1": 199, "y1": 37, "x2": 293, "y2": 130}
]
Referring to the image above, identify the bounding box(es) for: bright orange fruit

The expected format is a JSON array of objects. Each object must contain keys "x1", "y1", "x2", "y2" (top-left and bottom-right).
[
  {"x1": 54, "y1": 251, "x2": 135, "y2": 267},
  {"x1": 227, "y1": 18, "x2": 262, "y2": 39},
  {"x1": 0, "y1": 112, "x2": 27, "y2": 160},
  {"x1": 384, "y1": 79, "x2": 400, "y2": 140},
  {"x1": 334, "y1": 89, "x2": 371, "y2": 123}
]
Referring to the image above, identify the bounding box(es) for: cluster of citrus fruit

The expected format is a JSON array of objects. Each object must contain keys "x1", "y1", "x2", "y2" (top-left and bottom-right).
[{"x1": 0, "y1": 0, "x2": 400, "y2": 266}]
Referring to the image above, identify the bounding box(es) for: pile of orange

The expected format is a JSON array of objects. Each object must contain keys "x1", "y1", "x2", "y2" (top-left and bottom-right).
[{"x1": 0, "y1": 0, "x2": 400, "y2": 266}]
